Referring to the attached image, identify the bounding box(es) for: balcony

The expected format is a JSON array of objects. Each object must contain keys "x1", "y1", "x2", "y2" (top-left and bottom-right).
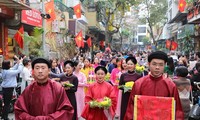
[{"x1": 73, "y1": 14, "x2": 88, "y2": 25}]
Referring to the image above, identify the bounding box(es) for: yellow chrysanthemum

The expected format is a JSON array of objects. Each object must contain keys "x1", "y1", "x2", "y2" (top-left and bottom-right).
[{"x1": 125, "y1": 81, "x2": 134, "y2": 88}]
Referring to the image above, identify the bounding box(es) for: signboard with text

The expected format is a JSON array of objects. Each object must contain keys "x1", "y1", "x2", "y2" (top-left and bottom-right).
[{"x1": 21, "y1": 9, "x2": 42, "y2": 27}]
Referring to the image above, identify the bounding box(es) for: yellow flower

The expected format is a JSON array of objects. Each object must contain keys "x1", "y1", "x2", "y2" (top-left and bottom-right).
[
  {"x1": 125, "y1": 81, "x2": 134, "y2": 88},
  {"x1": 100, "y1": 101, "x2": 109, "y2": 106},
  {"x1": 105, "y1": 73, "x2": 110, "y2": 81}
]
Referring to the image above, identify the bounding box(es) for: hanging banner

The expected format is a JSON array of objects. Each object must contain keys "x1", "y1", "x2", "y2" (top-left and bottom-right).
[{"x1": 21, "y1": 9, "x2": 42, "y2": 27}]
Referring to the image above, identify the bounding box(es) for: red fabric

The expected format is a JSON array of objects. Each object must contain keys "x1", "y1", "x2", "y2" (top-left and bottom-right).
[
  {"x1": 14, "y1": 25, "x2": 24, "y2": 49},
  {"x1": 81, "y1": 40, "x2": 84, "y2": 48},
  {"x1": 73, "y1": 4, "x2": 81, "y2": 18},
  {"x1": 171, "y1": 41, "x2": 178, "y2": 50},
  {"x1": 87, "y1": 37, "x2": 92, "y2": 47},
  {"x1": 178, "y1": 0, "x2": 186, "y2": 12},
  {"x1": 135, "y1": 95, "x2": 175, "y2": 120},
  {"x1": 124, "y1": 75, "x2": 184, "y2": 120},
  {"x1": 100, "y1": 41, "x2": 105, "y2": 47},
  {"x1": 14, "y1": 80, "x2": 74, "y2": 120},
  {"x1": 75, "y1": 31, "x2": 83, "y2": 48},
  {"x1": 45, "y1": 1, "x2": 56, "y2": 21},
  {"x1": 81, "y1": 81, "x2": 117, "y2": 120},
  {"x1": 165, "y1": 40, "x2": 170, "y2": 49}
]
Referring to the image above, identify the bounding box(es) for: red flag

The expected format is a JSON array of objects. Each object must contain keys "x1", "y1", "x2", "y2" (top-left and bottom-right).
[
  {"x1": 14, "y1": 25, "x2": 24, "y2": 49},
  {"x1": 75, "y1": 31, "x2": 83, "y2": 48},
  {"x1": 87, "y1": 37, "x2": 92, "y2": 47},
  {"x1": 178, "y1": 0, "x2": 186, "y2": 12},
  {"x1": 171, "y1": 41, "x2": 178, "y2": 50},
  {"x1": 45, "y1": 1, "x2": 56, "y2": 21},
  {"x1": 166, "y1": 40, "x2": 171, "y2": 49},
  {"x1": 73, "y1": 4, "x2": 81, "y2": 18},
  {"x1": 81, "y1": 40, "x2": 84, "y2": 48}
]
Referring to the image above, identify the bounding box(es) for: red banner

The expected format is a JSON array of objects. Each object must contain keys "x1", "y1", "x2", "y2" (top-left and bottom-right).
[
  {"x1": 134, "y1": 95, "x2": 175, "y2": 120},
  {"x1": 21, "y1": 9, "x2": 42, "y2": 27}
]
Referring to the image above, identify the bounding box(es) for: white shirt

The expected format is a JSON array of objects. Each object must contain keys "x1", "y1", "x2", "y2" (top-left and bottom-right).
[{"x1": 21, "y1": 67, "x2": 33, "y2": 93}]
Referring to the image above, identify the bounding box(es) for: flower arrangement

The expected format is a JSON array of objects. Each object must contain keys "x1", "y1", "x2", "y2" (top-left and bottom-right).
[
  {"x1": 89, "y1": 97, "x2": 112, "y2": 109},
  {"x1": 119, "y1": 81, "x2": 134, "y2": 93},
  {"x1": 135, "y1": 64, "x2": 145, "y2": 73},
  {"x1": 62, "y1": 81, "x2": 74, "y2": 88},
  {"x1": 105, "y1": 73, "x2": 110, "y2": 81}
]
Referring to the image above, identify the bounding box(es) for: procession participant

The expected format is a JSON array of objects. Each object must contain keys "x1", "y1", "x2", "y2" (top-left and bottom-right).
[
  {"x1": 73, "y1": 61, "x2": 87, "y2": 119},
  {"x1": 81, "y1": 57, "x2": 94, "y2": 81},
  {"x1": 119, "y1": 56, "x2": 141, "y2": 120},
  {"x1": 115, "y1": 58, "x2": 128, "y2": 118},
  {"x1": 60, "y1": 60, "x2": 78, "y2": 120},
  {"x1": 124, "y1": 51, "x2": 184, "y2": 120},
  {"x1": 1, "y1": 55, "x2": 24, "y2": 120},
  {"x1": 110, "y1": 58, "x2": 122, "y2": 92},
  {"x1": 81, "y1": 66, "x2": 117, "y2": 120},
  {"x1": 93, "y1": 57, "x2": 100, "y2": 69},
  {"x1": 14, "y1": 57, "x2": 74, "y2": 120}
]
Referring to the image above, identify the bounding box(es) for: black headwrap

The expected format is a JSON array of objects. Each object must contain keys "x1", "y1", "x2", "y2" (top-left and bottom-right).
[
  {"x1": 148, "y1": 51, "x2": 168, "y2": 63},
  {"x1": 95, "y1": 66, "x2": 107, "y2": 74},
  {"x1": 126, "y1": 56, "x2": 137, "y2": 64},
  {"x1": 64, "y1": 60, "x2": 75, "y2": 67},
  {"x1": 31, "y1": 57, "x2": 51, "y2": 69}
]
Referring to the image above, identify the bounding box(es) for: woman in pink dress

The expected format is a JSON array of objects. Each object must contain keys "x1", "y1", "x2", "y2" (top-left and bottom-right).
[
  {"x1": 73, "y1": 61, "x2": 87, "y2": 119},
  {"x1": 93, "y1": 57, "x2": 100, "y2": 69},
  {"x1": 115, "y1": 58, "x2": 128, "y2": 118},
  {"x1": 110, "y1": 57, "x2": 122, "y2": 96}
]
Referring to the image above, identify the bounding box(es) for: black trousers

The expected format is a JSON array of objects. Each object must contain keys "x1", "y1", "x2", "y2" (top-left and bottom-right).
[{"x1": 2, "y1": 87, "x2": 14, "y2": 120}]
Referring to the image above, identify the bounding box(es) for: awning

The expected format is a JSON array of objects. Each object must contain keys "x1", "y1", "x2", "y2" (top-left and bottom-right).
[
  {"x1": 168, "y1": 12, "x2": 187, "y2": 24},
  {"x1": 0, "y1": 0, "x2": 31, "y2": 10}
]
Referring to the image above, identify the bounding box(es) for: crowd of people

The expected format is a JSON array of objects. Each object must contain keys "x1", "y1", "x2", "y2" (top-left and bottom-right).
[{"x1": 1, "y1": 49, "x2": 200, "y2": 120}]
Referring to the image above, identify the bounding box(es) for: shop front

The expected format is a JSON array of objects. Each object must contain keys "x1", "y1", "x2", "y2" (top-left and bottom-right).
[{"x1": 0, "y1": 1, "x2": 31, "y2": 60}]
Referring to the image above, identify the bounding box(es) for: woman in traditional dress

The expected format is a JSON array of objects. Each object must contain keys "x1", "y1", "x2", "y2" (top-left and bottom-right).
[
  {"x1": 110, "y1": 57, "x2": 122, "y2": 95},
  {"x1": 81, "y1": 58, "x2": 94, "y2": 84},
  {"x1": 119, "y1": 56, "x2": 141, "y2": 120},
  {"x1": 60, "y1": 60, "x2": 78, "y2": 120},
  {"x1": 93, "y1": 57, "x2": 100, "y2": 69},
  {"x1": 115, "y1": 58, "x2": 128, "y2": 118},
  {"x1": 81, "y1": 66, "x2": 117, "y2": 120},
  {"x1": 73, "y1": 61, "x2": 87, "y2": 119}
]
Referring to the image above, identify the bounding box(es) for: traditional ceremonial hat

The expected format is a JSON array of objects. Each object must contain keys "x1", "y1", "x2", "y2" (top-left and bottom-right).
[
  {"x1": 148, "y1": 51, "x2": 168, "y2": 63},
  {"x1": 31, "y1": 57, "x2": 51, "y2": 69}
]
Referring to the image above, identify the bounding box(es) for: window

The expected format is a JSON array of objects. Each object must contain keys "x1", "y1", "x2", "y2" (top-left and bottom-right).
[
  {"x1": 138, "y1": 36, "x2": 145, "y2": 42},
  {"x1": 138, "y1": 27, "x2": 146, "y2": 33}
]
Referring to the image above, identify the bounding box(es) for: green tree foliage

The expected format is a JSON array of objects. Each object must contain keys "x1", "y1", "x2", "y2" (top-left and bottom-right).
[
  {"x1": 24, "y1": 27, "x2": 43, "y2": 57},
  {"x1": 84, "y1": 0, "x2": 138, "y2": 43},
  {"x1": 180, "y1": 31, "x2": 194, "y2": 55},
  {"x1": 142, "y1": 36, "x2": 151, "y2": 45},
  {"x1": 139, "y1": 0, "x2": 167, "y2": 46}
]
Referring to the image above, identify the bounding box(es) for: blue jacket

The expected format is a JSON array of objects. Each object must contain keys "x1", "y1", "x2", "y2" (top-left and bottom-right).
[{"x1": 1, "y1": 63, "x2": 23, "y2": 88}]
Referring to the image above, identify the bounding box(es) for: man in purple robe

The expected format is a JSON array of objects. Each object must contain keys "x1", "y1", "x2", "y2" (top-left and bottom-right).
[
  {"x1": 124, "y1": 51, "x2": 184, "y2": 120},
  {"x1": 14, "y1": 58, "x2": 74, "y2": 120}
]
